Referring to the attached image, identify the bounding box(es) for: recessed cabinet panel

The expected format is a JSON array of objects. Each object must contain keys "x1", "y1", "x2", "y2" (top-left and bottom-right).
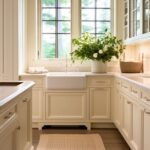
[
  {"x1": 46, "y1": 92, "x2": 87, "y2": 120},
  {"x1": 90, "y1": 88, "x2": 110, "y2": 120},
  {"x1": 122, "y1": 96, "x2": 132, "y2": 140},
  {"x1": 32, "y1": 88, "x2": 44, "y2": 121},
  {"x1": 0, "y1": 0, "x2": 3, "y2": 79},
  {"x1": 131, "y1": 104, "x2": 143, "y2": 150},
  {"x1": 144, "y1": 110, "x2": 150, "y2": 150}
]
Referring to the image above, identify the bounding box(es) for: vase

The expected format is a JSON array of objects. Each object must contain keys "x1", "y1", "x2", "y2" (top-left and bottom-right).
[{"x1": 91, "y1": 60, "x2": 107, "y2": 73}]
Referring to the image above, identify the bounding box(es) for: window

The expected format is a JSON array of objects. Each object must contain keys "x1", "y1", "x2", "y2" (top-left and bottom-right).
[
  {"x1": 39, "y1": 0, "x2": 112, "y2": 59},
  {"x1": 81, "y1": 0, "x2": 111, "y2": 37},
  {"x1": 40, "y1": 0, "x2": 71, "y2": 58}
]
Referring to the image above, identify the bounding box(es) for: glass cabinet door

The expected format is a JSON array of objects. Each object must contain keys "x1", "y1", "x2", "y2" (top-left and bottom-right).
[
  {"x1": 131, "y1": 0, "x2": 141, "y2": 37},
  {"x1": 143, "y1": 0, "x2": 150, "y2": 33},
  {"x1": 124, "y1": 0, "x2": 130, "y2": 39}
]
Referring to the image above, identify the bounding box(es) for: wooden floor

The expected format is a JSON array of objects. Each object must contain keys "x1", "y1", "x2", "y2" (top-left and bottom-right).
[{"x1": 32, "y1": 126, "x2": 131, "y2": 150}]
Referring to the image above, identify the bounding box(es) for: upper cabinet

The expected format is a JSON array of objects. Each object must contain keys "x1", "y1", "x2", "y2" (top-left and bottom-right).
[
  {"x1": 0, "y1": 0, "x2": 26, "y2": 81},
  {"x1": 124, "y1": 0, "x2": 150, "y2": 44}
]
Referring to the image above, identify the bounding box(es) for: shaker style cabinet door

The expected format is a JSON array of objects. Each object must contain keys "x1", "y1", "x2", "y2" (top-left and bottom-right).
[{"x1": 90, "y1": 88, "x2": 110, "y2": 121}]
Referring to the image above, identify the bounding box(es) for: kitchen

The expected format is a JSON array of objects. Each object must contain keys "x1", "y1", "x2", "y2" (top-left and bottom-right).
[{"x1": 1, "y1": 0, "x2": 150, "y2": 150}]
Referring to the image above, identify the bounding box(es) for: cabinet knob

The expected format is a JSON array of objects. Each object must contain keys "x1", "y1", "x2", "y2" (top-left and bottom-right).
[
  {"x1": 127, "y1": 101, "x2": 132, "y2": 104},
  {"x1": 4, "y1": 112, "x2": 13, "y2": 119},
  {"x1": 23, "y1": 98, "x2": 28, "y2": 103},
  {"x1": 144, "y1": 97, "x2": 150, "y2": 101},
  {"x1": 144, "y1": 110, "x2": 150, "y2": 114}
]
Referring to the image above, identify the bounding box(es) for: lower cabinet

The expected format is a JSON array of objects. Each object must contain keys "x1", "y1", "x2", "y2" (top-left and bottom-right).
[
  {"x1": 131, "y1": 103, "x2": 144, "y2": 150},
  {"x1": 122, "y1": 95, "x2": 132, "y2": 140},
  {"x1": 45, "y1": 92, "x2": 87, "y2": 121},
  {"x1": 144, "y1": 109, "x2": 150, "y2": 150},
  {"x1": 89, "y1": 87, "x2": 110, "y2": 121},
  {"x1": 16, "y1": 90, "x2": 32, "y2": 150},
  {"x1": 32, "y1": 88, "x2": 44, "y2": 121}
]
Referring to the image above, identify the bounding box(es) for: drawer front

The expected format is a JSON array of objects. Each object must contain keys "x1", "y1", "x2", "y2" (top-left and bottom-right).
[
  {"x1": 121, "y1": 81, "x2": 130, "y2": 93},
  {"x1": 131, "y1": 85, "x2": 140, "y2": 99},
  {"x1": 0, "y1": 105, "x2": 17, "y2": 127},
  {"x1": 141, "y1": 90, "x2": 150, "y2": 105},
  {"x1": 87, "y1": 77, "x2": 111, "y2": 87},
  {"x1": 115, "y1": 79, "x2": 121, "y2": 89},
  {"x1": 20, "y1": 77, "x2": 44, "y2": 88}
]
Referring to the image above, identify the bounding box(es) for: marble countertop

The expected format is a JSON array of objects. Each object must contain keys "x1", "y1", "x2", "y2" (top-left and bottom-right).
[
  {"x1": 0, "y1": 81, "x2": 35, "y2": 107},
  {"x1": 20, "y1": 72, "x2": 150, "y2": 91}
]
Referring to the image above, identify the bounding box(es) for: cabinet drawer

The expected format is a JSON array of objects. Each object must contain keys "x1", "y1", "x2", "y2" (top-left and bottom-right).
[
  {"x1": 115, "y1": 79, "x2": 121, "y2": 89},
  {"x1": 131, "y1": 85, "x2": 140, "y2": 99},
  {"x1": 87, "y1": 77, "x2": 111, "y2": 87},
  {"x1": 0, "y1": 105, "x2": 17, "y2": 127},
  {"x1": 121, "y1": 81, "x2": 130, "y2": 93},
  {"x1": 141, "y1": 90, "x2": 150, "y2": 105}
]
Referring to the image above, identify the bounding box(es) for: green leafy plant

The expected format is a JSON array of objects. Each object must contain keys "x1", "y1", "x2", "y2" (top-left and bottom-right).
[{"x1": 71, "y1": 31, "x2": 125, "y2": 63}]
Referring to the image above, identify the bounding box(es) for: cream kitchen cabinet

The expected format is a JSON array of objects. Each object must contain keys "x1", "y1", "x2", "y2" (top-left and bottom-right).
[
  {"x1": 144, "y1": 109, "x2": 150, "y2": 150},
  {"x1": 0, "y1": 104, "x2": 18, "y2": 150},
  {"x1": 45, "y1": 91, "x2": 89, "y2": 129},
  {"x1": 113, "y1": 80, "x2": 123, "y2": 128},
  {"x1": 89, "y1": 87, "x2": 110, "y2": 121},
  {"x1": 122, "y1": 94, "x2": 132, "y2": 140},
  {"x1": 131, "y1": 102, "x2": 144, "y2": 150},
  {"x1": 0, "y1": 83, "x2": 33, "y2": 150},
  {"x1": 20, "y1": 75, "x2": 45, "y2": 128},
  {"x1": 15, "y1": 90, "x2": 32, "y2": 150},
  {"x1": 87, "y1": 76, "x2": 112, "y2": 122}
]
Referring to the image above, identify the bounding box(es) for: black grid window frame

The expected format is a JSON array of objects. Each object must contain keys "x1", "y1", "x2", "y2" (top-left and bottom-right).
[
  {"x1": 81, "y1": 0, "x2": 111, "y2": 37},
  {"x1": 41, "y1": 0, "x2": 71, "y2": 58}
]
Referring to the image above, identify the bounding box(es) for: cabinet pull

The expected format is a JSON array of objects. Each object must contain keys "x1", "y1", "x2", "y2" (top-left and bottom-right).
[
  {"x1": 144, "y1": 110, "x2": 150, "y2": 114},
  {"x1": 17, "y1": 126, "x2": 21, "y2": 130},
  {"x1": 4, "y1": 112, "x2": 13, "y2": 119},
  {"x1": 127, "y1": 101, "x2": 132, "y2": 104},
  {"x1": 132, "y1": 89, "x2": 138, "y2": 94},
  {"x1": 122, "y1": 85, "x2": 128, "y2": 89},
  {"x1": 23, "y1": 98, "x2": 28, "y2": 103},
  {"x1": 144, "y1": 97, "x2": 150, "y2": 101},
  {"x1": 96, "y1": 81, "x2": 105, "y2": 84}
]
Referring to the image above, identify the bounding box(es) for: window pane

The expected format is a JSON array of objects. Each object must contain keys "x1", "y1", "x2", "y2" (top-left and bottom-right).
[
  {"x1": 58, "y1": 34, "x2": 71, "y2": 58},
  {"x1": 97, "y1": 9, "x2": 110, "y2": 20},
  {"x1": 97, "y1": 0, "x2": 110, "y2": 8},
  {"x1": 58, "y1": 21, "x2": 70, "y2": 33},
  {"x1": 58, "y1": 9, "x2": 71, "y2": 20},
  {"x1": 42, "y1": 9, "x2": 55, "y2": 20},
  {"x1": 82, "y1": 9, "x2": 95, "y2": 20},
  {"x1": 58, "y1": 0, "x2": 71, "y2": 7},
  {"x1": 42, "y1": 0, "x2": 56, "y2": 7},
  {"x1": 96, "y1": 22, "x2": 110, "y2": 33},
  {"x1": 42, "y1": 21, "x2": 55, "y2": 33},
  {"x1": 81, "y1": 0, "x2": 95, "y2": 8},
  {"x1": 82, "y1": 22, "x2": 95, "y2": 33},
  {"x1": 42, "y1": 34, "x2": 55, "y2": 58}
]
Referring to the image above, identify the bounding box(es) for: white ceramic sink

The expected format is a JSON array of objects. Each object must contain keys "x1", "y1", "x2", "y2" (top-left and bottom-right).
[{"x1": 46, "y1": 72, "x2": 86, "y2": 89}]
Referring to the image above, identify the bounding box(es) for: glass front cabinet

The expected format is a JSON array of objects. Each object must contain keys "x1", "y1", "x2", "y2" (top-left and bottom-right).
[{"x1": 124, "y1": 0, "x2": 150, "y2": 42}]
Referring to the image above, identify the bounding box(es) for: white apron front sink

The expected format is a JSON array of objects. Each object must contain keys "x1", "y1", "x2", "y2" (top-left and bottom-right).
[{"x1": 46, "y1": 72, "x2": 86, "y2": 90}]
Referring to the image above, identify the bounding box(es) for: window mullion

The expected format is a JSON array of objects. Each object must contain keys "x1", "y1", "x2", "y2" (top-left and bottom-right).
[{"x1": 55, "y1": 0, "x2": 58, "y2": 58}]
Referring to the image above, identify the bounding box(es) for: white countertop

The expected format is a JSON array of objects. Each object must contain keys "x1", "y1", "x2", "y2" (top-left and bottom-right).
[
  {"x1": 0, "y1": 81, "x2": 35, "y2": 107},
  {"x1": 20, "y1": 72, "x2": 150, "y2": 91}
]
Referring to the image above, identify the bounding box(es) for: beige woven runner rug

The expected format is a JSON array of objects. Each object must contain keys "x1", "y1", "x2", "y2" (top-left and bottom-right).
[{"x1": 37, "y1": 134, "x2": 105, "y2": 150}]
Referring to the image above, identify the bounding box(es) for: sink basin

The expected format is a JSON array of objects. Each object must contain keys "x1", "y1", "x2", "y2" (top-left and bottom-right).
[{"x1": 46, "y1": 72, "x2": 86, "y2": 90}]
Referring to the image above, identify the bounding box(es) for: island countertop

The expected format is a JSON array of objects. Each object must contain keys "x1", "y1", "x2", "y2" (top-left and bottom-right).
[{"x1": 0, "y1": 81, "x2": 35, "y2": 107}]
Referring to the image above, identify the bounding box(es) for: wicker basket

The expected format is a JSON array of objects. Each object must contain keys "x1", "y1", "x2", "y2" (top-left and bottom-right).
[{"x1": 120, "y1": 61, "x2": 143, "y2": 73}]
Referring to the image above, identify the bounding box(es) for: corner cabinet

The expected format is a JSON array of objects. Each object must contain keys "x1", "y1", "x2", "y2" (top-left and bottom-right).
[
  {"x1": 0, "y1": 0, "x2": 26, "y2": 81},
  {"x1": 87, "y1": 76, "x2": 112, "y2": 122}
]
